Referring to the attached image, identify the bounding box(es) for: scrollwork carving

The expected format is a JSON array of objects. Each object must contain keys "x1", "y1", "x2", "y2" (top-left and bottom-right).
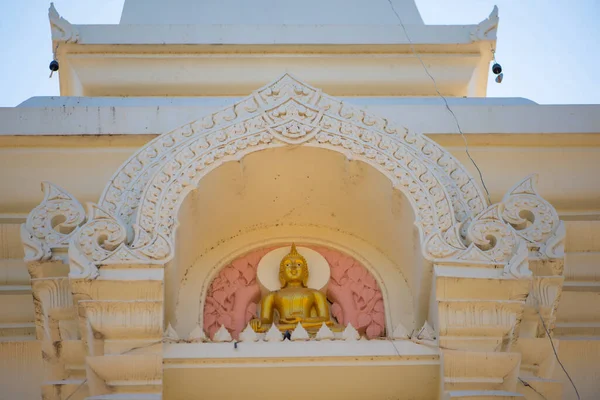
[
  {"x1": 452, "y1": 204, "x2": 522, "y2": 265},
  {"x1": 469, "y1": 5, "x2": 499, "y2": 42},
  {"x1": 49, "y1": 3, "x2": 79, "y2": 43},
  {"x1": 89, "y1": 74, "x2": 489, "y2": 265},
  {"x1": 504, "y1": 240, "x2": 532, "y2": 278},
  {"x1": 22, "y1": 182, "x2": 86, "y2": 262},
  {"x1": 77, "y1": 205, "x2": 127, "y2": 263},
  {"x1": 69, "y1": 204, "x2": 137, "y2": 279},
  {"x1": 501, "y1": 175, "x2": 561, "y2": 252},
  {"x1": 20, "y1": 225, "x2": 51, "y2": 263}
]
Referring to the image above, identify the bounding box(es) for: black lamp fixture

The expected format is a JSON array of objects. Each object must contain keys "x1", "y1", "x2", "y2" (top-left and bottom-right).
[{"x1": 491, "y1": 49, "x2": 503, "y2": 83}]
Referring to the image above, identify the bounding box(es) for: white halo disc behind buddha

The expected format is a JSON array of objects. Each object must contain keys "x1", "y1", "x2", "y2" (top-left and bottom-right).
[{"x1": 257, "y1": 246, "x2": 330, "y2": 291}]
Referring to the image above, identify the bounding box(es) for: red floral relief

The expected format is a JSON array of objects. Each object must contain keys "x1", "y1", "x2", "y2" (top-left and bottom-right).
[
  {"x1": 203, "y1": 246, "x2": 385, "y2": 340},
  {"x1": 313, "y1": 246, "x2": 386, "y2": 339},
  {"x1": 203, "y1": 248, "x2": 271, "y2": 340}
]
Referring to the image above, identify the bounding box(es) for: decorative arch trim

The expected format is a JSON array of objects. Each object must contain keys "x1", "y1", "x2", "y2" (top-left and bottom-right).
[
  {"x1": 19, "y1": 76, "x2": 563, "y2": 279},
  {"x1": 81, "y1": 74, "x2": 489, "y2": 266}
]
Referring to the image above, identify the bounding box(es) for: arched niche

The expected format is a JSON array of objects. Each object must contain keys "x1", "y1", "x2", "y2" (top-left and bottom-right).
[{"x1": 166, "y1": 146, "x2": 427, "y2": 337}]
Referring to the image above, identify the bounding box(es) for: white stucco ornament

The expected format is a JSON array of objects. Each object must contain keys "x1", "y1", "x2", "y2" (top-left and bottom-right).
[
  {"x1": 257, "y1": 245, "x2": 330, "y2": 291},
  {"x1": 265, "y1": 324, "x2": 283, "y2": 342},
  {"x1": 316, "y1": 323, "x2": 335, "y2": 340},
  {"x1": 188, "y1": 325, "x2": 207, "y2": 342},
  {"x1": 414, "y1": 321, "x2": 435, "y2": 341},
  {"x1": 30, "y1": 75, "x2": 560, "y2": 286},
  {"x1": 392, "y1": 322, "x2": 410, "y2": 339},
  {"x1": 49, "y1": 3, "x2": 79, "y2": 43},
  {"x1": 21, "y1": 182, "x2": 85, "y2": 263},
  {"x1": 213, "y1": 325, "x2": 232, "y2": 342},
  {"x1": 164, "y1": 324, "x2": 179, "y2": 341},
  {"x1": 342, "y1": 323, "x2": 360, "y2": 341},
  {"x1": 291, "y1": 323, "x2": 309, "y2": 341},
  {"x1": 239, "y1": 323, "x2": 259, "y2": 342},
  {"x1": 91, "y1": 74, "x2": 490, "y2": 268}
]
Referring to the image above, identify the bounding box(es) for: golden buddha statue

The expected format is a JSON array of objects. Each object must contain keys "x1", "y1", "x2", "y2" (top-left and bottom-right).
[{"x1": 250, "y1": 244, "x2": 339, "y2": 334}]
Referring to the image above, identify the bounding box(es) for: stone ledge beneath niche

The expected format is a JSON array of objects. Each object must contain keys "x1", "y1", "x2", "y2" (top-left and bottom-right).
[{"x1": 163, "y1": 339, "x2": 439, "y2": 366}]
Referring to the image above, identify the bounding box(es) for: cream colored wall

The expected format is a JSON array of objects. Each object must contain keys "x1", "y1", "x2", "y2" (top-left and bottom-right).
[
  {"x1": 554, "y1": 340, "x2": 600, "y2": 400},
  {"x1": 120, "y1": 0, "x2": 425, "y2": 25},
  {"x1": 0, "y1": 224, "x2": 41, "y2": 399},
  {"x1": 549, "y1": 220, "x2": 600, "y2": 399},
  {"x1": 0, "y1": 342, "x2": 43, "y2": 400}
]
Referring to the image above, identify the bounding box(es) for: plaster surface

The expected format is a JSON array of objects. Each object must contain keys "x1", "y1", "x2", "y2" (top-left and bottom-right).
[{"x1": 121, "y1": 0, "x2": 425, "y2": 25}]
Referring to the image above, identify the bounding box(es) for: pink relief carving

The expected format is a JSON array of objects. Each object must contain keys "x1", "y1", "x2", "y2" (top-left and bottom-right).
[
  {"x1": 203, "y1": 248, "x2": 271, "y2": 340},
  {"x1": 312, "y1": 246, "x2": 386, "y2": 339},
  {"x1": 203, "y1": 245, "x2": 385, "y2": 340}
]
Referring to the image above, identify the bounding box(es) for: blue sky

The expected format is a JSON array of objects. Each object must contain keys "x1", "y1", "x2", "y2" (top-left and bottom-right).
[{"x1": 0, "y1": 0, "x2": 599, "y2": 107}]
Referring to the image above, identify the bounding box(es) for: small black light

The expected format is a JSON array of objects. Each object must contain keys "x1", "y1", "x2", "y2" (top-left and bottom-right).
[
  {"x1": 49, "y1": 60, "x2": 59, "y2": 72},
  {"x1": 492, "y1": 63, "x2": 502, "y2": 75}
]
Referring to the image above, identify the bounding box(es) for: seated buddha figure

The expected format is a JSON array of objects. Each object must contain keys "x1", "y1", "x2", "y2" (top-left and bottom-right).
[{"x1": 250, "y1": 244, "x2": 339, "y2": 334}]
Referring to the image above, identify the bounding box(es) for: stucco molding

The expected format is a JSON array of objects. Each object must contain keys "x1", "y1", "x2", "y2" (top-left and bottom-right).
[
  {"x1": 469, "y1": 5, "x2": 499, "y2": 42},
  {"x1": 30, "y1": 277, "x2": 75, "y2": 341},
  {"x1": 19, "y1": 81, "x2": 562, "y2": 291},
  {"x1": 425, "y1": 174, "x2": 562, "y2": 277},
  {"x1": 67, "y1": 203, "x2": 172, "y2": 279},
  {"x1": 49, "y1": 3, "x2": 79, "y2": 43},
  {"x1": 21, "y1": 182, "x2": 86, "y2": 263},
  {"x1": 20, "y1": 78, "x2": 561, "y2": 284},
  {"x1": 501, "y1": 174, "x2": 564, "y2": 259},
  {"x1": 91, "y1": 74, "x2": 488, "y2": 266}
]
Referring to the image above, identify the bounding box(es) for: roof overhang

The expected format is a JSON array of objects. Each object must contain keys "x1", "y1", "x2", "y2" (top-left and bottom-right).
[{"x1": 49, "y1": 5, "x2": 499, "y2": 98}]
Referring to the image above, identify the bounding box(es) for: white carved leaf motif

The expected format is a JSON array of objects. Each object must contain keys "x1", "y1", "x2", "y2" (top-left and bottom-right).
[
  {"x1": 268, "y1": 120, "x2": 320, "y2": 144},
  {"x1": 424, "y1": 230, "x2": 464, "y2": 260},
  {"x1": 69, "y1": 204, "x2": 139, "y2": 279},
  {"x1": 49, "y1": 2, "x2": 79, "y2": 42},
  {"x1": 23, "y1": 182, "x2": 86, "y2": 262},
  {"x1": 257, "y1": 74, "x2": 319, "y2": 105},
  {"x1": 501, "y1": 175, "x2": 560, "y2": 247},
  {"x1": 457, "y1": 204, "x2": 521, "y2": 264}
]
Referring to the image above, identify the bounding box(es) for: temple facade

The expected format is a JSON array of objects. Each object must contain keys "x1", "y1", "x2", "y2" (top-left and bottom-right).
[{"x1": 1, "y1": 1, "x2": 599, "y2": 399}]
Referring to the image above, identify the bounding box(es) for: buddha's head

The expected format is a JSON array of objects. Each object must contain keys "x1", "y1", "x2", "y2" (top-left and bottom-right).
[{"x1": 279, "y1": 243, "x2": 309, "y2": 288}]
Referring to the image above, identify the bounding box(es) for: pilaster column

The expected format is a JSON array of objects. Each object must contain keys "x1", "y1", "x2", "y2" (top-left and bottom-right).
[
  {"x1": 433, "y1": 263, "x2": 529, "y2": 398},
  {"x1": 66, "y1": 203, "x2": 167, "y2": 400},
  {"x1": 21, "y1": 182, "x2": 88, "y2": 400},
  {"x1": 70, "y1": 269, "x2": 164, "y2": 400}
]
